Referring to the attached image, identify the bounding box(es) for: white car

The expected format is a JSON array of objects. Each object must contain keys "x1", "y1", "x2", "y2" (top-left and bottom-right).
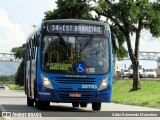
[
  {"x1": 143, "y1": 69, "x2": 157, "y2": 78},
  {"x1": 0, "y1": 84, "x2": 5, "y2": 89},
  {"x1": 128, "y1": 65, "x2": 143, "y2": 78},
  {"x1": 122, "y1": 69, "x2": 130, "y2": 78}
]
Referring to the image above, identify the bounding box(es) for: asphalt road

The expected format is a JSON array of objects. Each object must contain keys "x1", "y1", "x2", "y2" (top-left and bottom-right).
[{"x1": 0, "y1": 87, "x2": 160, "y2": 120}]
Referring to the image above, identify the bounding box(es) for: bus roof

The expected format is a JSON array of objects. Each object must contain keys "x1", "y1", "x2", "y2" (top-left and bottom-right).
[
  {"x1": 42, "y1": 19, "x2": 108, "y2": 26},
  {"x1": 26, "y1": 28, "x2": 40, "y2": 42}
]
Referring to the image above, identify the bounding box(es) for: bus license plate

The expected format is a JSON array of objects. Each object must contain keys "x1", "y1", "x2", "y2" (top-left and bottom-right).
[{"x1": 69, "y1": 93, "x2": 81, "y2": 97}]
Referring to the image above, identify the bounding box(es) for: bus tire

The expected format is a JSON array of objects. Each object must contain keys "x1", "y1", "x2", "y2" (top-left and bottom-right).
[
  {"x1": 80, "y1": 102, "x2": 87, "y2": 107},
  {"x1": 72, "y1": 102, "x2": 79, "y2": 107},
  {"x1": 27, "y1": 97, "x2": 34, "y2": 106},
  {"x1": 36, "y1": 100, "x2": 50, "y2": 110},
  {"x1": 92, "y1": 102, "x2": 101, "y2": 111},
  {"x1": 34, "y1": 82, "x2": 37, "y2": 100}
]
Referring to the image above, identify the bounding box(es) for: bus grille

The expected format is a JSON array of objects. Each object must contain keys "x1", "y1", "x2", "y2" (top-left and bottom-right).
[{"x1": 55, "y1": 77, "x2": 96, "y2": 84}]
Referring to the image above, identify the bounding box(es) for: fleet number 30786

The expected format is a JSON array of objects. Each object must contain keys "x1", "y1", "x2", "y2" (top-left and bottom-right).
[{"x1": 82, "y1": 84, "x2": 97, "y2": 89}]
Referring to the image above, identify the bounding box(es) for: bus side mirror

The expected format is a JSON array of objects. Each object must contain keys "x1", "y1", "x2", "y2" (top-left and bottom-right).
[{"x1": 112, "y1": 34, "x2": 119, "y2": 50}]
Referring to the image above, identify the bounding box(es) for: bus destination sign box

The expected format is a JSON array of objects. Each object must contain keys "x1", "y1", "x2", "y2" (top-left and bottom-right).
[{"x1": 47, "y1": 24, "x2": 103, "y2": 35}]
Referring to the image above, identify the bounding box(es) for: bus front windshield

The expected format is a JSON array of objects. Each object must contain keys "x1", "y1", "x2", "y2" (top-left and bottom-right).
[{"x1": 42, "y1": 34, "x2": 109, "y2": 74}]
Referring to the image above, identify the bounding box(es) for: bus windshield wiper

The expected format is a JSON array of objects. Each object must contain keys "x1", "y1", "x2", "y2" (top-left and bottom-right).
[
  {"x1": 56, "y1": 33, "x2": 71, "y2": 51},
  {"x1": 80, "y1": 35, "x2": 93, "y2": 52}
]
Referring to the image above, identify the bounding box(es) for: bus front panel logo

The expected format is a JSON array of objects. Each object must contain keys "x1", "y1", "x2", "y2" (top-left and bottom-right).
[{"x1": 76, "y1": 64, "x2": 86, "y2": 73}]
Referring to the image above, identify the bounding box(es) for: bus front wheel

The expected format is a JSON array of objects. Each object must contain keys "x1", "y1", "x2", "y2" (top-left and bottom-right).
[{"x1": 92, "y1": 102, "x2": 101, "y2": 111}]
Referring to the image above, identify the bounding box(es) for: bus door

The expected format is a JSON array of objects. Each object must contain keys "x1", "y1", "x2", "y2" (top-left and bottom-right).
[
  {"x1": 26, "y1": 39, "x2": 32, "y2": 97},
  {"x1": 30, "y1": 36, "x2": 37, "y2": 99}
]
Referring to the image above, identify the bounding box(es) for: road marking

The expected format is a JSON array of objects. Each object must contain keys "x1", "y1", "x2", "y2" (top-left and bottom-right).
[{"x1": 0, "y1": 102, "x2": 13, "y2": 120}]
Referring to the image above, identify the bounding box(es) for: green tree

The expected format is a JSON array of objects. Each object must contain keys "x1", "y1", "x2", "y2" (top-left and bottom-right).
[
  {"x1": 0, "y1": 75, "x2": 15, "y2": 84},
  {"x1": 111, "y1": 26, "x2": 128, "y2": 60},
  {"x1": 44, "y1": 0, "x2": 94, "y2": 20},
  {"x1": 92, "y1": 0, "x2": 160, "y2": 90},
  {"x1": 11, "y1": 44, "x2": 26, "y2": 59},
  {"x1": 111, "y1": 26, "x2": 128, "y2": 76},
  {"x1": 14, "y1": 60, "x2": 24, "y2": 86},
  {"x1": 11, "y1": 44, "x2": 26, "y2": 86}
]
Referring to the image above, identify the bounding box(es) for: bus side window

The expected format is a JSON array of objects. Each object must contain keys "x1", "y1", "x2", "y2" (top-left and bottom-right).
[
  {"x1": 26, "y1": 42, "x2": 29, "y2": 61},
  {"x1": 28, "y1": 39, "x2": 32, "y2": 61},
  {"x1": 35, "y1": 34, "x2": 40, "y2": 47},
  {"x1": 34, "y1": 34, "x2": 39, "y2": 60},
  {"x1": 27, "y1": 42, "x2": 30, "y2": 61},
  {"x1": 32, "y1": 36, "x2": 35, "y2": 60}
]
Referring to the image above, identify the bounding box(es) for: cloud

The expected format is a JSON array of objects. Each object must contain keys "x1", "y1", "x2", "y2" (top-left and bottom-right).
[{"x1": 0, "y1": 9, "x2": 26, "y2": 52}]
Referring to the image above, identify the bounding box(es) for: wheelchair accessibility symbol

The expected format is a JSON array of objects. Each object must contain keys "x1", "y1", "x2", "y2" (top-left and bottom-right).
[{"x1": 76, "y1": 64, "x2": 86, "y2": 73}]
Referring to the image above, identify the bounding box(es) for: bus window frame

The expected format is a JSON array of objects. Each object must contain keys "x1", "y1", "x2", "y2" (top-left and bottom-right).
[{"x1": 40, "y1": 33, "x2": 111, "y2": 75}]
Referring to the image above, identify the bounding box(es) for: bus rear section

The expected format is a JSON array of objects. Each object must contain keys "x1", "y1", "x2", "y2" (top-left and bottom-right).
[{"x1": 25, "y1": 19, "x2": 113, "y2": 111}]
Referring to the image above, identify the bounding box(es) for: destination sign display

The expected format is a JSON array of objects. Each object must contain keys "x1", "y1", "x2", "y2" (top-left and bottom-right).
[{"x1": 47, "y1": 24, "x2": 104, "y2": 34}]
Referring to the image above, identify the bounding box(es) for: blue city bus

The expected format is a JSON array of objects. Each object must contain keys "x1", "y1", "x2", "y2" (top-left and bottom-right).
[{"x1": 24, "y1": 19, "x2": 117, "y2": 111}]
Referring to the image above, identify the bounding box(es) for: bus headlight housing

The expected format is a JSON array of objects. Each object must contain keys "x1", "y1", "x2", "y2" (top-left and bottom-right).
[
  {"x1": 42, "y1": 75, "x2": 53, "y2": 89},
  {"x1": 98, "y1": 77, "x2": 109, "y2": 90}
]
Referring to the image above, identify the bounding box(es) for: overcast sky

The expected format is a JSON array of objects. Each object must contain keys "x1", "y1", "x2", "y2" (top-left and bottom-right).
[
  {"x1": 0, "y1": 0, "x2": 159, "y2": 69},
  {"x1": 0, "y1": 0, "x2": 56, "y2": 52}
]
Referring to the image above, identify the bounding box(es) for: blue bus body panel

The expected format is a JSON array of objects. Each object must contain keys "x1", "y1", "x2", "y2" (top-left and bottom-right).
[
  {"x1": 35, "y1": 21, "x2": 113, "y2": 103},
  {"x1": 36, "y1": 71, "x2": 112, "y2": 103}
]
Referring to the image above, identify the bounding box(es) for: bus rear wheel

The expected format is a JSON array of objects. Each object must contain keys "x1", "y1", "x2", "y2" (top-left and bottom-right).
[
  {"x1": 72, "y1": 102, "x2": 79, "y2": 107},
  {"x1": 80, "y1": 102, "x2": 87, "y2": 107},
  {"x1": 36, "y1": 100, "x2": 50, "y2": 110},
  {"x1": 92, "y1": 102, "x2": 101, "y2": 111},
  {"x1": 27, "y1": 97, "x2": 34, "y2": 106}
]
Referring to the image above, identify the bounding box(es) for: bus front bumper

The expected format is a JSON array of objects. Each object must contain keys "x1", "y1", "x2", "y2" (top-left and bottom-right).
[{"x1": 37, "y1": 87, "x2": 112, "y2": 103}]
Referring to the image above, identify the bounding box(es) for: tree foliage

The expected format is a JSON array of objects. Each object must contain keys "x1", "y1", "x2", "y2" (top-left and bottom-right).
[
  {"x1": 11, "y1": 44, "x2": 26, "y2": 59},
  {"x1": 11, "y1": 44, "x2": 26, "y2": 86},
  {"x1": 14, "y1": 60, "x2": 24, "y2": 86},
  {"x1": 92, "y1": 0, "x2": 160, "y2": 90},
  {"x1": 111, "y1": 26, "x2": 128, "y2": 60},
  {"x1": 0, "y1": 75, "x2": 15, "y2": 83},
  {"x1": 44, "y1": 0, "x2": 95, "y2": 20}
]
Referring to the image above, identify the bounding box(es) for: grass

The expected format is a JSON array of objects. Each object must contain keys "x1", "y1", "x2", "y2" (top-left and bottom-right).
[
  {"x1": 112, "y1": 80, "x2": 160, "y2": 109},
  {"x1": 6, "y1": 84, "x2": 24, "y2": 90},
  {"x1": 0, "y1": 80, "x2": 23, "y2": 90}
]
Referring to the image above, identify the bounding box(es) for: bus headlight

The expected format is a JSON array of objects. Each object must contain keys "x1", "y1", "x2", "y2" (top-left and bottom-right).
[
  {"x1": 98, "y1": 77, "x2": 109, "y2": 90},
  {"x1": 42, "y1": 75, "x2": 53, "y2": 89}
]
